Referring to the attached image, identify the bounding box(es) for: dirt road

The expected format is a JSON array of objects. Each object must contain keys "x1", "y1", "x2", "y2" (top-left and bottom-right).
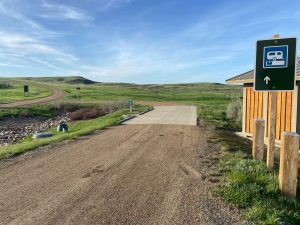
[
  {"x1": 0, "y1": 84, "x2": 65, "y2": 109},
  {"x1": 0, "y1": 123, "x2": 245, "y2": 225}
]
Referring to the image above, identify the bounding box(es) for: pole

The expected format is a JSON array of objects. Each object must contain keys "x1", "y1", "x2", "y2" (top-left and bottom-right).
[
  {"x1": 267, "y1": 92, "x2": 276, "y2": 171},
  {"x1": 129, "y1": 100, "x2": 132, "y2": 113},
  {"x1": 252, "y1": 119, "x2": 265, "y2": 160},
  {"x1": 279, "y1": 132, "x2": 300, "y2": 198},
  {"x1": 266, "y1": 34, "x2": 280, "y2": 171}
]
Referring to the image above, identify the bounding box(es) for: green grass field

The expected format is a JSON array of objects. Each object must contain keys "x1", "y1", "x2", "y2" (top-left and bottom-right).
[
  {"x1": 59, "y1": 82, "x2": 242, "y2": 128},
  {"x1": 1, "y1": 76, "x2": 243, "y2": 128},
  {"x1": 0, "y1": 79, "x2": 52, "y2": 104}
]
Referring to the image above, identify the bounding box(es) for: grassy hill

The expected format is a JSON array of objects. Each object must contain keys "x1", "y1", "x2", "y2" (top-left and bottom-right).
[{"x1": 20, "y1": 76, "x2": 97, "y2": 85}]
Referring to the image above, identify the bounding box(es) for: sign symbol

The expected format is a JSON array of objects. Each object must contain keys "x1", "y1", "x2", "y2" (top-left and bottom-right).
[
  {"x1": 264, "y1": 76, "x2": 270, "y2": 84},
  {"x1": 263, "y1": 45, "x2": 288, "y2": 68}
]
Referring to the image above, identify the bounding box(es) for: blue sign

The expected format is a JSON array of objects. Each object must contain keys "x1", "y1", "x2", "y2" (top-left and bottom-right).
[{"x1": 263, "y1": 45, "x2": 288, "y2": 68}]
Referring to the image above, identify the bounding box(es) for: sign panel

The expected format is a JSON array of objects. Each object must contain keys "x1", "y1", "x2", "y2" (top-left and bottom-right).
[
  {"x1": 24, "y1": 85, "x2": 29, "y2": 93},
  {"x1": 254, "y1": 38, "x2": 297, "y2": 91}
]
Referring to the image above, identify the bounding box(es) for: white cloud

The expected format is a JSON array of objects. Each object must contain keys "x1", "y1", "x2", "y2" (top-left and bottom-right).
[{"x1": 40, "y1": 1, "x2": 93, "y2": 21}]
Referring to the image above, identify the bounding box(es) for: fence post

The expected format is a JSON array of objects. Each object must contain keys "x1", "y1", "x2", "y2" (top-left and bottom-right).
[
  {"x1": 252, "y1": 119, "x2": 265, "y2": 160},
  {"x1": 279, "y1": 132, "x2": 300, "y2": 198}
]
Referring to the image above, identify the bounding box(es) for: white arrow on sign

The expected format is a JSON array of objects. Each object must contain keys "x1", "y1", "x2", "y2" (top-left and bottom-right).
[{"x1": 264, "y1": 76, "x2": 270, "y2": 84}]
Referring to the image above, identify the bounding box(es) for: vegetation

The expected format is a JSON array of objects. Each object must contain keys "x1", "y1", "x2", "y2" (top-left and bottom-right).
[
  {"x1": 0, "y1": 110, "x2": 126, "y2": 159},
  {"x1": 3, "y1": 77, "x2": 242, "y2": 129},
  {"x1": 0, "y1": 81, "x2": 12, "y2": 89},
  {"x1": 21, "y1": 76, "x2": 97, "y2": 85},
  {"x1": 212, "y1": 130, "x2": 300, "y2": 225},
  {"x1": 0, "y1": 104, "x2": 57, "y2": 120},
  {"x1": 0, "y1": 101, "x2": 129, "y2": 121},
  {"x1": 226, "y1": 95, "x2": 242, "y2": 129},
  {"x1": 0, "y1": 104, "x2": 149, "y2": 160},
  {"x1": 58, "y1": 82, "x2": 242, "y2": 129},
  {"x1": 69, "y1": 101, "x2": 127, "y2": 121},
  {"x1": 0, "y1": 79, "x2": 52, "y2": 104}
]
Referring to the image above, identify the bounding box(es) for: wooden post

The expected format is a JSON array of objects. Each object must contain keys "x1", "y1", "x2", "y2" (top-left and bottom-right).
[
  {"x1": 266, "y1": 34, "x2": 281, "y2": 171},
  {"x1": 252, "y1": 119, "x2": 265, "y2": 160},
  {"x1": 267, "y1": 92, "x2": 277, "y2": 171},
  {"x1": 279, "y1": 132, "x2": 300, "y2": 198}
]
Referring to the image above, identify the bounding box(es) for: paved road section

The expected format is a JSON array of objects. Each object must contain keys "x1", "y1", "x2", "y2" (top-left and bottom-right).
[
  {"x1": 0, "y1": 124, "x2": 244, "y2": 225},
  {"x1": 0, "y1": 84, "x2": 65, "y2": 109},
  {"x1": 124, "y1": 106, "x2": 197, "y2": 126}
]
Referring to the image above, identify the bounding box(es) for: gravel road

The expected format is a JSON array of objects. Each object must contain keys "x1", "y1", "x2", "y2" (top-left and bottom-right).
[
  {"x1": 0, "y1": 84, "x2": 65, "y2": 109},
  {"x1": 0, "y1": 123, "x2": 245, "y2": 225}
]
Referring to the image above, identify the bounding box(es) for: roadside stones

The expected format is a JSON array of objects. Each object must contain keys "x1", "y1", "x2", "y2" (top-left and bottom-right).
[{"x1": 0, "y1": 114, "x2": 70, "y2": 146}]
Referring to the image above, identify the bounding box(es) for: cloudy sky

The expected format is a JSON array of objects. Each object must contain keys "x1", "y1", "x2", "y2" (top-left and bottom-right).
[{"x1": 0, "y1": 0, "x2": 299, "y2": 83}]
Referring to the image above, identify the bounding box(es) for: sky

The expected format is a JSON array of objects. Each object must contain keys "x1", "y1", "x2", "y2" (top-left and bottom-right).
[{"x1": 0, "y1": 0, "x2": 299, "y2": 84}]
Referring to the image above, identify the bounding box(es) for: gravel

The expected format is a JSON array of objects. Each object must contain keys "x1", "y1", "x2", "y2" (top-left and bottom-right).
[
  {"x1": 0, "y1": 114, "x2": 70, "y2": 146},
  {"x1": 0, "y1": 123, "x2": 248, "y2": 225}
]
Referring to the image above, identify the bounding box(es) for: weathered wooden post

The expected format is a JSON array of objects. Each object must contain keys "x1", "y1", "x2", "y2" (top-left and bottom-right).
[
  {"x1": 252, "y1": 119, "x2": 265, "y2": 160},
  {"x1": 279, "y1": 132, "x2": 300, "y2": 198},
  {"x1": 267, "y1": 92, "x2": 277, "y2": 171}
]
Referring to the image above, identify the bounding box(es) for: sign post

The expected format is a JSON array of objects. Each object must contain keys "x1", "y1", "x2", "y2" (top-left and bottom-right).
[
  {"x1": 76, "y1": 87, "x2": 80, "y2": 100},
  {"x1": 24, "y1": 85, "x2": 29, "y2": 97},
  {"x1": 254, "y1": 35, "x2": 297, "y2": 172},
  {"x1": 128, "y1": 99, "x2": 133, "y2": 113}
]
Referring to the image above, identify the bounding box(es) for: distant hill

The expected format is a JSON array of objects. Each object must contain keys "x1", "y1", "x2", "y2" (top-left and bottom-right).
[{"x1": 19, "y1": 76, "x2": 97, "y2": 85}]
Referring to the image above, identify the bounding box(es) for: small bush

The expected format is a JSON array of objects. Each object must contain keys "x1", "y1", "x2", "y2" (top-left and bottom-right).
[
  {"x1": 0, "y1": 82, "x2": 12, "y2": 89},
  {"x1": 59, "y1": 101, "x2": 128, "y2": 121},
  {"x1": 70, "y1": 108, "x2": 108, "y2": 121},
  {"x1": 226, "y1": 96, "x2": 242, "y2": 125}
]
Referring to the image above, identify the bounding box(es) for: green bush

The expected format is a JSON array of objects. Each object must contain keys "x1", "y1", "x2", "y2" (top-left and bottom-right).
[{"x1": 226, "y1": 96, "x2": 242, "y2": 125}]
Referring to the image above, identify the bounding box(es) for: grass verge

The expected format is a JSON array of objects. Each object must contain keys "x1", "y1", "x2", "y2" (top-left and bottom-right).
[
  {"x1": 0, "y1": 109, "x2": 128, "y2": 160},
  {"x1": 0, "y1": 104, "x2": 57, "y2": 120},
  {"x1": 212, "y1": 130, "x2": 300, "y2": 225}
]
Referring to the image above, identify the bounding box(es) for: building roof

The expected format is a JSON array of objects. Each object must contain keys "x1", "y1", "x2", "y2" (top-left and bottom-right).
[{"x1": 227, "y1": 58, "x2": 300, "y2": 84}]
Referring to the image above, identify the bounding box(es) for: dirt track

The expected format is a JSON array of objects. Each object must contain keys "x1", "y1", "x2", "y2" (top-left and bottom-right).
[
  {"x1": 0, "y1": 124, "x2": 245, "y2": 225},
  {"x1": 0, "y1": 84, "x2": 65, "y2": 109}
]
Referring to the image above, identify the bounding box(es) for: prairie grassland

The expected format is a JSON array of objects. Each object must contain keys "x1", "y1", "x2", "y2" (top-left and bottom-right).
[
  {"x1": 0, "y1": 79, "x2": 52, "y2": 104},
  {"x1": 60, "y1": 82, "x2": 242, "y2": 128}
]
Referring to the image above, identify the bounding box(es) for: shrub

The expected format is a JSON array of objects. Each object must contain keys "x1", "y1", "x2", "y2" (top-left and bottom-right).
[
  {"x1": 226, "y1": 96, "x2": 242, "y2": 125},
  {"x1": 0, "y1": 82, "x2": 12, "y2": 89},
  {"x1": 55, "y1": 102, "x2": 82, "y2": 113},
  {"x1": 69, "y1": 108, "x2": 109, "y2": 121}
]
